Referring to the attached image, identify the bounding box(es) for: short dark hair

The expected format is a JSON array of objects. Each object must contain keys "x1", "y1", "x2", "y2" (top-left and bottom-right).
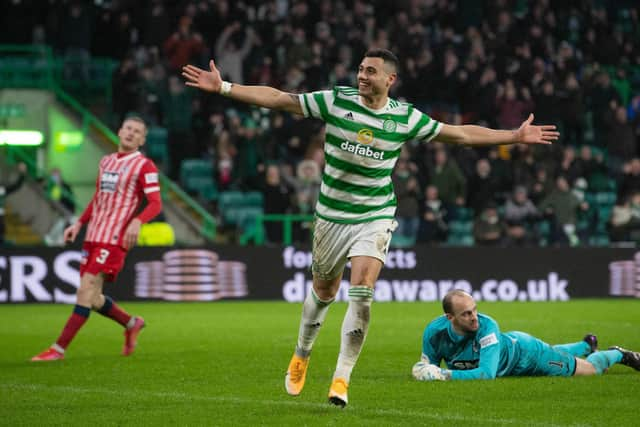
[
  {"x1": 364, "y1": 48, "x2": 399, "y2": 72},
  {"x1": 442, "y1": 289, "x2": 470, "y2": 314}
]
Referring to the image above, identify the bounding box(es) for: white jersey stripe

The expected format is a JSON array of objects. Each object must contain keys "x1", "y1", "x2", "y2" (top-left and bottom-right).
[{"x1": 144, "y1": 186, "x2": 160, "y2": 194}]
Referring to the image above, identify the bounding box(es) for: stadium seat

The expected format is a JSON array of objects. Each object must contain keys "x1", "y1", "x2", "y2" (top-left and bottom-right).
[
  {"x1": 589, "y1": 234, "x2": 610, "y2": 247},
  {"x1": 446, "y1": 233, "x2": 474, "y2": 247},
  {"x1": 455, "y1": 207, "x2": 474, "y2": 221},
  {"x1": 448, "y1": 220, "x2": 473, "y2": 234},
  {"x1": 179, "y1": 158, "x2": 217, "y2": 202},
  {"x1": 594, "y1": 191, "x2": 616, "y2": 206},
  {"x1": 145, "y1": 127, "x2": 168, "y2": 172},
  {"x1": 218, "y1": 191, "x2": 245, "y2": 212},
  {"x1": 244, "y1": 191, "x2": 264, "y2": 207},
  {"x1": 390, "y1": 234, "x2": 416, "y2": 248}
]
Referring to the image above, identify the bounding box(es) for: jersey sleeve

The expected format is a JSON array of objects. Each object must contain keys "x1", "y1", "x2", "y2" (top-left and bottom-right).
[
  {"x1": 408, "y1": 110, "x2": 442, "y2": 142},
  {"x1": 421, "y1": 323, "x2": 441, "y2": 365},
  {"x1": 135, "y1": 159, "x2": 162, "y2": 224},
  {"x1": 137, "y1": 160, "x2": 160, "y2": 196},
  {"x1": 450, "y1": 319, "x2": 502, "y2": 380},
  {"x1": 298, "y1": 90, "x2": 334, "y2": 121}
]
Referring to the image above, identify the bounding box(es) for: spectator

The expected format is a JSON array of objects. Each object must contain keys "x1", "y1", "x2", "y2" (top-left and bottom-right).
[
  {"x1": 42, "y1": 167, "x2": 77, "y2": 246},
  {"x1": 0, "y1": 163, "x2": 27, "y2": 245},
  {"x1": 604, "y1": 106, "x2": 637, "y2": 177},
  {"x1": 392, "y1": 158, "x2": 420, "y2": 241},
  {"x1": 214, "y1": 22, "x2": 256, "y2": 84},
  {"x1": 530, "y1": 167, "x2": 554, "y2": 205},
  {"x1": 163, "y1": 16, "x2": 205, "y2": 73},
  {"x1": 504, "y1": 186, "x2": 540, "y2": 246},
  {"x1": 538, "y1": 176, "x2": 589, "y2": 246},
  {"x1": 467, "y1": 158, "x2": 501, "y2": 214},
  {"x1": 262, "y1": 164, "x2": 292, "y2": 244},
  {"x1": 496, "y1": 80, "x2": 535, "y2": 130},
  {"x1": 609, "y1": 192, "x2": 640, "y2": 244},
  {"x1": 619, "y1": 158, "x2": 640, "y2": 201},
  {"x1": 559, "y1": 73, "x2": 585, "y2": 146},
  {"x1": 429, "y1": 147, "x2": 466, "y2": 214},
  {"x1": 417, "y1": 185, "x2": 448, "y2": 245},
  {"x1": 473, "y1": 203, "x2": 507, "y2": 247},
  {"x1": 288, "y1": 160, "x2": 321, "y2": 243}
]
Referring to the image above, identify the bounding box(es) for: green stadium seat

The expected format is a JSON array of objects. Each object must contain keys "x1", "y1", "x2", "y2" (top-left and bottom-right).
[
  {"x1": 446, "y1": 233, "x2": 474, "y2": 247},
  {"x1": 244, "y1": 191, "x2": 264, "y2": 207},
  {"x1": 218, "y1": 191, "x2": 245, "y2": 212},
  {"x1": 179, "y1": 158, "x2": 217, "y2": 202},
  {"x1": 589, "y1": 234, "x2": 610, "y2": 247},
  {"x1": 390, "y1": 234, "x2": 416, "y2": 248},
  {"x1": 449, "y1": 220, "x2": 473, "y2": 234},
  {"x1": 594, "y1": 191, "x2": 616, "y2": 206},
  {"x1": 145, "y1": 127, "x2": 168, "y2": 171},
  {"x1": 597, "y1": 205, "x2": 613, "y2": 223},
  {"x1": 455, "y1": 207, "x2": 474, "y2": 221}
]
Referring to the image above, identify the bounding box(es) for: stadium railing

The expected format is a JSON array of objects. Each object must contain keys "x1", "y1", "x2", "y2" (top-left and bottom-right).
[{"x1": 240, "y1": 214, "x2": 314, "y2": 245}]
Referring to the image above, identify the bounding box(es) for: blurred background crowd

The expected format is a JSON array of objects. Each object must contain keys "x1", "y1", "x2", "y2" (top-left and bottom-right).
[{"x1": 2, "y1": 0, "x2": 640, "y2": 247}]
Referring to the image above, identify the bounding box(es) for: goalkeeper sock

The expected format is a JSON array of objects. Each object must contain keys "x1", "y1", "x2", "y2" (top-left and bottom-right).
[
  {"x1": 295, "y1": 288, "x2": 334, "y2": 357},
  {"x1": 553, "y1": 341, "x2": 590, "y2": 357},
  {"x1": 586, "y1": 350, "x2": 623, "y2": 375},
  {"x1": 333, "y1": 286, "x2": 373, "y2": 383}
]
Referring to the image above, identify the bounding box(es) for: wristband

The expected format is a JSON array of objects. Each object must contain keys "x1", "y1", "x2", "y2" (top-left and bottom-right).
[{"x1": 220, "y1": 81, "x2": 233, "y2": 96}]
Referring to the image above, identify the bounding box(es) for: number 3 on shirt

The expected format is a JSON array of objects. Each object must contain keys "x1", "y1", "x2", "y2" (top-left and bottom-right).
[{"x1": 96, "y1": 249, "x2": 110, "y2": 264}]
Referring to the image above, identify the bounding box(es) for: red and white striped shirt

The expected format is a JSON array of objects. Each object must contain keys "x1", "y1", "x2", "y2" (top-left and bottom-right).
[{"x1": 82, "y1": 151, "x2": 160, "y2": 247}]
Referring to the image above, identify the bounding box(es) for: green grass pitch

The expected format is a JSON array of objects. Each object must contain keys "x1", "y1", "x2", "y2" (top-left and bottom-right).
[{"x1": 1, "y1": 300, "x2": 639, "y2": 426}]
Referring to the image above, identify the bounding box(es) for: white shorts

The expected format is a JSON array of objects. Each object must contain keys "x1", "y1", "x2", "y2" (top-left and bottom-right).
[{"x1": 311, "y1": 218, "x2": 397, "y2": 280}]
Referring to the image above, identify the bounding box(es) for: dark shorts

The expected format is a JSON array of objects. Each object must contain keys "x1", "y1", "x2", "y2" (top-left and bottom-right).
[{"x1": 80, "y1": 242, "x2": 127, "y2": 282}]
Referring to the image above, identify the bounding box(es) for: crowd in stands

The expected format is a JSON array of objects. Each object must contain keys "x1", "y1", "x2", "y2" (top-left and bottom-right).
[{"x1": 3, "y1": 0, "x2": 640, "y2": 246}]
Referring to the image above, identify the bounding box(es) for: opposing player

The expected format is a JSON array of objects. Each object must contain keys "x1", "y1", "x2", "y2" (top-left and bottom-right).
[
  {"x1": 412, "y1": 289, "x2": 640, "y2": 381},
  {"x1": 182, "y1": 49, "x2": 559, "y2": 406},
  {"x1": 31, "y1": 117, "x2": 162, "y2": 361}
]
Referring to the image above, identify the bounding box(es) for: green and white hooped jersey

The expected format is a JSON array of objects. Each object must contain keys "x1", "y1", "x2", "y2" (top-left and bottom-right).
[{"x1": 298, "y1": 86, "x2": 442, "y2": 224}]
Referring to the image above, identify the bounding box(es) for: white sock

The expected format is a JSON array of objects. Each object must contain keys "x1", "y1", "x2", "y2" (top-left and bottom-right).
[
  {"x1": 333, "y1": 286, "x2": 374, "y2": 383},
  {"x1": 295, "y1": 288, "x2": 334, "y2": 357}
]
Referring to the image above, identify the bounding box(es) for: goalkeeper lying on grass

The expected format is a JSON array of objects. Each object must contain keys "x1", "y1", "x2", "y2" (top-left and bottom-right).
[{"x1": 413, "y1": 289, "x2": 640, "y2": 381}]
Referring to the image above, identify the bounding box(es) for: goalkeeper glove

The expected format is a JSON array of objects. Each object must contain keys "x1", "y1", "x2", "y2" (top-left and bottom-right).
[{"x1": 412, "y1": 361, "x2": 451, "y2": 381}]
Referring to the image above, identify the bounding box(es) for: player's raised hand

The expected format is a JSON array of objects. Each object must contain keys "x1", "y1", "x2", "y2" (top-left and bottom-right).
[
  {"x1": 63, "y1": 222, "x2": 82, "y2": 244},
  {"x1": 515, "y1": 113, "x2": 560, "y2": 145},
  {"x1": 182, "y1": 60, "x2": 222, "y2": 93}
]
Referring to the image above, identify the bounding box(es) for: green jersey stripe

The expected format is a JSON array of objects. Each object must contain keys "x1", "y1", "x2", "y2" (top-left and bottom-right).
[
  {"x1": 422, "y1": 121, "x2": 441, "y2": 141},
  {"x1": 302, "y1": 94, "x2": 313, "y2": 118},
  {"x1": 408, "y1": 114, "x2": 432, "y2": 139},
  {"x1": 314, "y1": 92, "x2": 331, "y2": 120},
  {"x1": 322, "y1": 173, "x2": 394, "y2": 197},
  {"x1": 315, "y1": 211, "x2": 396, "y2": 224},
  {"x1": 318, "y1": 192, "x2": 397, "y2": 214},
  {"x1": 333, "y1": 96, "x2": 410, "y2": 124},
  {"x1": 325, "y1": 152, "x2": 393, "y2": 178}
]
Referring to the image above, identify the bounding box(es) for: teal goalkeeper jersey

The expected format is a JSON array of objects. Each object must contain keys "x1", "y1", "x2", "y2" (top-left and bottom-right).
[
  {"x1": 298, "y1": 86, "x2": 442, "y2": 224},
  {"x1": 421, "y1": 313, "x2": 519, "y2": 380}
]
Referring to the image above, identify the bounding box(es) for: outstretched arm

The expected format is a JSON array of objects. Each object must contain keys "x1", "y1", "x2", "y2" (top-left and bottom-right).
[
  {"x1": 182, "y1": 60, "x2": 303, "y2": 115},
  {"x1": 435, "y1": 114, "x2": 559, "y2": 147}
]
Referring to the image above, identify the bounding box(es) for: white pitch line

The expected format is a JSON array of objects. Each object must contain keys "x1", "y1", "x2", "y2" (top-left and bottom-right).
[{"x1": 0, "y1": 383, "x2": 587, "y2": 427}]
